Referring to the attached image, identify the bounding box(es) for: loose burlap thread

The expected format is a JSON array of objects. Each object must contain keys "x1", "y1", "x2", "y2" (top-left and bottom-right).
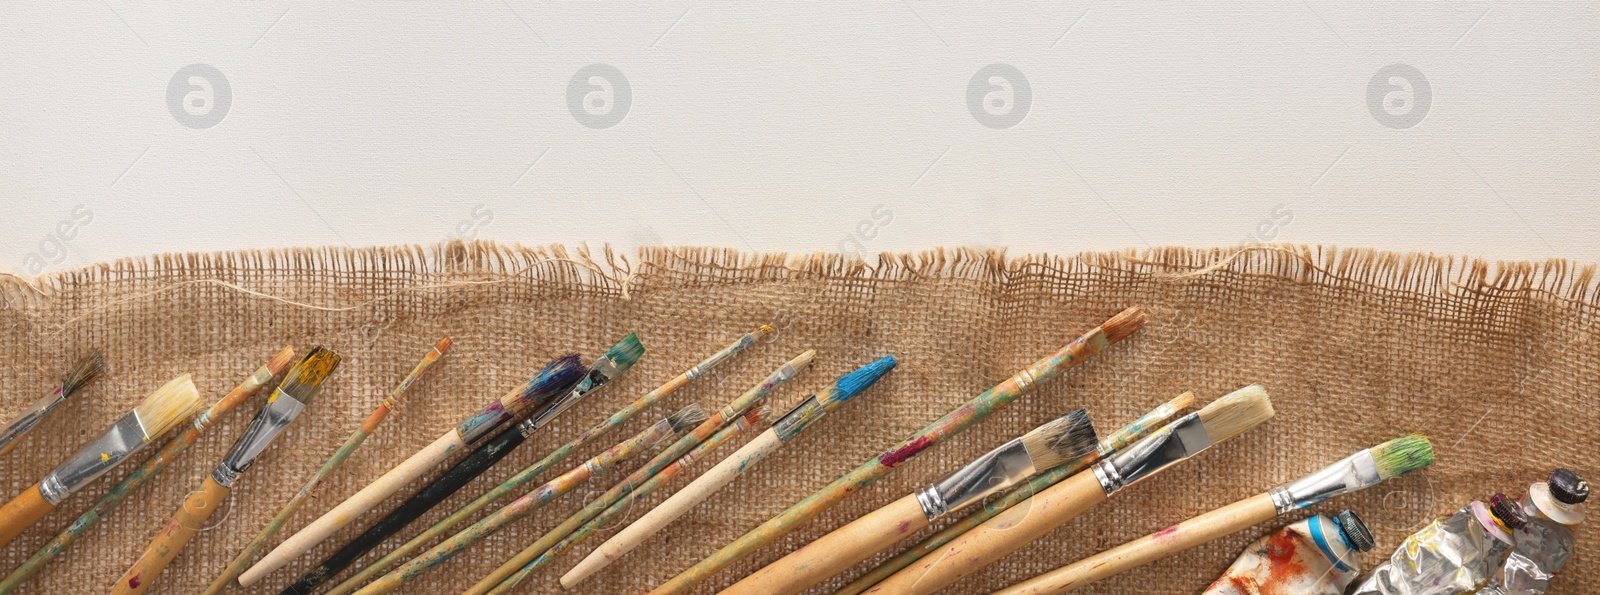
[{"x1": 0, "y1": 242, "x2": 1594, "y2": 594}]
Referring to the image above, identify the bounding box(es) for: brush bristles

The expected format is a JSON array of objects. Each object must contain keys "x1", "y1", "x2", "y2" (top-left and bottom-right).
[
  {"x1": 1021, "y1": 409, "x2": 1099, "y2": 470},
  {"x1": 820, "y1": 355, "x2": 898, "y2": 408},
  {"x1": 1196, "y1": 384, "x2": 1275, "y2": 445},
  {"x1": 433, "y1": 336, "x2": 455, "y2": 354},
  {"x1": 1169, "y1": 391, "x2": 1196, "y2": 411},
  {"x1": 604, "y1": 333, "x2": 646, "y2": 368},
  {"x1": 265, "y1": 346, "x2": 297, "y2": 374},
  {"x1": 502, "y1": 354, "x2": 586, "y2": 414},
  {"x1": 278, "y1": 347, "x2": 343, "y2": 402},
  {"x1": 135, "y1": 375, "x2": 202, "y2": 439},
  {"x1": 667, "y1": 404, "x2": 709, "y2": 433},
  {"x1": 61, "y1": 352, "x2": 106, "y2": 397},
  {"x1": 1099, "y1": 307, "x2": 1147, "y2": 344},
  {"x1": 1370, "y1": 434, "x2": 1434, "y2": 480}
]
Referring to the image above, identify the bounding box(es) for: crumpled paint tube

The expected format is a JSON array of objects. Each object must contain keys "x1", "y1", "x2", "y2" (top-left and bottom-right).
[
  {"x1": 1350, "y1": 494, "x2": 1528, "y2": 595},
  {"x1": 1203, "y1": 510, "x2": 1373, "y2": 595},
  {"x1": 1480, "y1": 468, "x2": 1588, "y2": 595}
]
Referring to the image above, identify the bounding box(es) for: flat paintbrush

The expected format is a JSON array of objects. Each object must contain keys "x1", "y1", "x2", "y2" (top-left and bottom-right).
[
  {"x1": 203, "y1": 338, "x2": 451, "y2": 595},
  {"x1": 0, "y1": 348, "x2": 294, "y2": 594},
  {"x1": 563, "y1": 355, "x2": 898, "y2": 588},
  {"x1": 239, "y1": 353, "x2": 586, "y2": 587},
  {"x1": 111, "y1": 348, "x2": 343, "y2": 595},
  {"x1": 0, "y1": 374, "x2": 203, "y2": 548},
  {"x1": 648, "y1": 306, "x2": 1147, "y2": 595},
  {"x1": 351, "y1": 404, "x2": 712, "y2": 594},
  {"x1": 725, "y1": 408, "x2": 1099, "y2": 595},
  {"x1": 322, "y1": 327, "x2": 771, "y2": 595},
  {"x1": 480, "y1": 406, "x2": 772, "y2": 595},
  {"x1": 276, "y1": 336, "x2": 640, "y2": 595},
  {"x1": 0, "y1": 352, "x2": 105, "y2": 455},
  {"x1": 865, "y1": 384, "x2": 1276, "y2": 595},
  {"x1": 835, "y1": 392, "x2": 1194, "y2": 595},
  {"x1": 465, "y1": 350, "x2": 815, "y2": 595},
  {"x1": 994, "y1": 434, "x2": 1436, "y2": 595}
]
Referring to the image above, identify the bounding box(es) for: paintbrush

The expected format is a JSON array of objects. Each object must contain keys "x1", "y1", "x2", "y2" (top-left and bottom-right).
[
  {"x1": 0, "y1": 352, "x2": 105, "y2": 456},
  {"x1": 864, "y1": 384, "x2": 1276, "y2": 595},
  {"x1": 351, "y1": 404, "x2": 713, "y2": 595},
  {"x1": 322, "y1": 327, "x2": 771, "y2": 595},
  {"x1": 0, "y1": 373, "x2": 202, "y2": 548},
  {"x1": 203, "y1": 339, "x2": 451, "y2": 595},
  {"x1": 647, "y1": 306, "x2": 1147, "y2": 595},
  {"x1": 563, "y1": 355, "x2": 898, "y2": 588},
  {"x1": 482, "y1": 406, "x2": 773, "y2": 595},
  {"x1": 111, "y1": 348, "x2": 342, "y2": 595},
  {"x1": 465, "y1": 350, "x2": 815, "y2": 595},
  {"x1": 275, "y1": 336, "x2": 641, "y2": 594},
  {"x1": 238, "y1": 353, "x2": 586, "y2": 587},
  {"x1": 835, "y1": 392, "x2": 1194, "y2": 595},
  {"x1": 0, "y1": 348, "x2": 294, "y2": 594},
  {"x1": 723, "y1": 408, "x2": 1098, "y2": 595},
  {"x1": 994, "y1": 434, "x2": 1436, "y2": 595}
]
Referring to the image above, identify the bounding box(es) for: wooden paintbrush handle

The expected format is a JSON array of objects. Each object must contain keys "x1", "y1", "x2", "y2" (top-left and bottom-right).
[
  {"x1": 996, "y1": 493, "x2": 1279, "y2": 594},
  {"x1": 564, "y1": 429, "x2": 784, "y2": 588},
  {"x1": 113, "y1": 476, "x2": 232, "y2": 595},
  {"x1": 724, "y1": 493, "x2": 929, "y2": 595},
  {"x1": 868, "y1": 471, "x2": 1108, "y2": 595},
  {"x1": 239, "y1": 431, "x2": 463, "y2": 587},
  {"x1": 0, "y1": 485, "x2": 55, "y2": 548}
]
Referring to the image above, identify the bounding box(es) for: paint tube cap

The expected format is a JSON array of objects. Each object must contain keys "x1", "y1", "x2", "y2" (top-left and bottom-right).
[
  {"x1": 1334, "y1": 509, "x2": 1375, "y2": 552},
  {"x1": 1490, "y1": 492, "x2": 1529, "y2": 530},
  {"x1": 1548, "y1": 468, "x2": 1589, "y2": 505}
]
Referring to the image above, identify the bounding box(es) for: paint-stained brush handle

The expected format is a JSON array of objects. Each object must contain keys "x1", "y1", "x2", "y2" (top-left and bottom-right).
[
  {"x1": 564, "y1": 428, "x2": 784, "y2": 587},
  {"x1": 995, "y1": 493, "x2": 1279, "y2": 594},
  {"x1": 867, "y1": 471, "x2": 1109, "y2": 595},
  {"x1": 239, "y1": 431, "x2": 463, "y2": 587},
  {"x1": 0, "y1": 486, "x2": 54, "y2": 548},
  {"x1": 112, "y1": 476, "x2": 232, "y2": 595},
  {"x1": 724, "y1": 493, "x2": 927, "y2": 595}
]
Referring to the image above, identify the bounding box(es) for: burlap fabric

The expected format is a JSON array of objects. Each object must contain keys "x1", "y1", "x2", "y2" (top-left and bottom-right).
[{"x1": 0, "y1": 242, "x2": 1594, "y2": 594}]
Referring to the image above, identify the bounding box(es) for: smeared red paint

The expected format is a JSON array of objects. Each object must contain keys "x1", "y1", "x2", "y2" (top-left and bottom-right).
[
  {"x1": 1223, "y1": 575, "x2": 1254, "y2": 594},
  {"x1": 127, "y1": 575, "x2": 141, "y2": 588},
  {"x1": 879, "y1": 435, "x2": 936, "y2": 467},
  {"x1": 1259, "y1": 530, "x2": 1311, "y2": 593},
  {"x1": 1153, "y1": 525, "x2": 1181, "y2": 541},
  {"x1": 895, "y1": 520, "x2": 913, "y2": 534}
]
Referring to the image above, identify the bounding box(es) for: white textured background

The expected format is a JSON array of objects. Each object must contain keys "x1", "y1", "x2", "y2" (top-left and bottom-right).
[{"x1": 3, "y1": 2, "x2": 1597, "y2": 276}]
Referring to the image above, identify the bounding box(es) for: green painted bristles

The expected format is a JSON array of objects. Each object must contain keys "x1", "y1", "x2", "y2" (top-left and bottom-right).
[
  {"x1": 1371, "y1": 434, "x2": 1434, "y2": 480},
  {"x1": 604, "y1": 333, "x2": 646, "y2": 370},
  {"x1": 819, "y1": 355, "x2": 897, "y2": 408}
]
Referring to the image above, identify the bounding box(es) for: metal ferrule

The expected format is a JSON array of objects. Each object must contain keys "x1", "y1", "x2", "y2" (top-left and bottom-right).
[
  {"x1": 772, "y1": 395, "x2": 824, "y2": 443},
  {"x1": 1268, "y1": 449, "x2": 1381, "y2": 514},
  {"x1": 39, "y1": 412, "x2": 149, "y2": 503},
  {"x1": 916, "y1": 437, "x2": 1037, "y2": 521},
  {"x1": 0, "y1": 388, "x2": 67, "y2": 451},
  {"x1": 211, "y1": 391, "x2": 307, "y2": 487},
  {"x1": 1093, "y1": 413, "x2": 1210, "y2": 496},
  {"x1": 518, "y1": 357, "x2": 622, "y2": 437}
]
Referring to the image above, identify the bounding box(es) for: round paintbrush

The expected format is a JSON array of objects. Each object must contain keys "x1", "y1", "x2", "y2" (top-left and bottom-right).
[
  {"x1": 865, "y1": 384, "x2": 1275, "y2": 595},
  {"x1": 0, "y1": 352, "x2": 105, "y2": 456},
  {"x1": 0, "y1": 374, "x2": 202, "y2": 548},
  {"x1": 993, "y1": 434, "x2": 1435, "y2": 595},
  {"x1": 721, "y1": 409, "x2": 1098, "y2": 595}
]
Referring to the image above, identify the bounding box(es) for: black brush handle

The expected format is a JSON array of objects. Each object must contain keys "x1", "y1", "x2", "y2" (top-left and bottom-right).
[{"x1": 280, "y1": 427, "x2": 530, "y2": 595}]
